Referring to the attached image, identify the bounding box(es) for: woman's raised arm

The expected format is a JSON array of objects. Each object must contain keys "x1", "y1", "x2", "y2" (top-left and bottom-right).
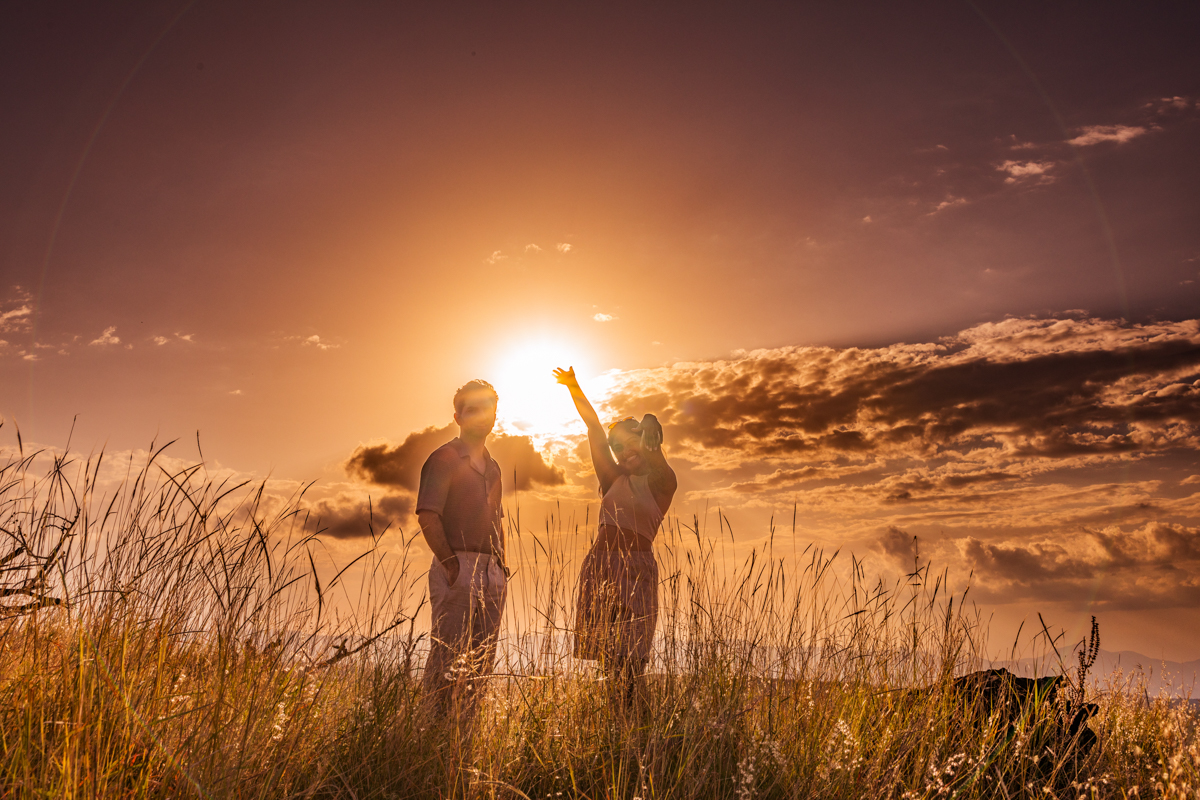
[{"x1": 554, "y1": 366, "x2": 621, "y2": 492}]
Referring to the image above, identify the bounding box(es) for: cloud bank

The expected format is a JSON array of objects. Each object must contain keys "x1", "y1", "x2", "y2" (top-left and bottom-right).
[
  {"x1": 597, "y1": 317, "x2": 1200, "y2": 611},
  {"x1": 603, "y1": 317, "x2": 1200, "y2": 469}
]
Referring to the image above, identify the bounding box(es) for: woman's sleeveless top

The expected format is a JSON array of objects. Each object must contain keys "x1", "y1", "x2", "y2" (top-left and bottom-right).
[{"x1": 598, "y1": 473, "x2": 665, "y2": 542}]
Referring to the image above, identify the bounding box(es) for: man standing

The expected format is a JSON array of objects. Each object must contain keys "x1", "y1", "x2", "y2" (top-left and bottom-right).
[{"x1": 417, "y1": 379, "x2": 507, "y2": 721}]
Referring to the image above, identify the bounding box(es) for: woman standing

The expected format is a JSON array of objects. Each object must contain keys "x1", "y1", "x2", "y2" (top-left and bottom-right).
[{"x1": 554, "y1": 366, "x2": 677, "y2": 709}]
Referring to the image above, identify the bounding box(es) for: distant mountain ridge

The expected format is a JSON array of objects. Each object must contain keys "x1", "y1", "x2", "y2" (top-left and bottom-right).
[
  {"x1": 994, "y1": 649, "x2": 1200, "y2": 698},
  {"x1": 511, "y1": 631, "x2": 1200, "y2": 699}
]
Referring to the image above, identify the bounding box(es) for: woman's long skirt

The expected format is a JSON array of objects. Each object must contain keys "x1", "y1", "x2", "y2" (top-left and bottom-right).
[{"x1": 573, "y1": 548, "x2": 658, "y2": 666}]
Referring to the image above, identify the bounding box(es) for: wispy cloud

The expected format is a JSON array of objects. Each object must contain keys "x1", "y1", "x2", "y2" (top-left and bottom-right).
[
  {"x1": 593, "y1": 312, "x2": 616, "y2": 322},
  {"x1": 556, "y1": 243, "x2": 572, "y2": 253},
  {"x1": 302, "y1": 334, "x2": 337, "y2": 351},
  {"x1": 525, "y1": 243, "x2": 542, "y2": 253},
  {"x1": 0, "y1": 306, "x2": 31, "y2": 332},
  {"x1": 1068, "y1": 124, "x2": 1149, "y2": 147},
  {"x1": 1006, "y1": 135, "x2": 1039, "y2": 150},
  {"x1": 0, "y1": 287, "x2": 33, "y2": 334},
  {"x1": 997, "y1": 159, "x2": 1055, "y2": 184},
  {"x1": 1148, "y1": 96, "x2": 1194, "y2": 114},
  {"x1": 89, "y1": 327, "x2": 121, "y2": 346},
  {"x1": 283, "y1": 333, "x2": 339, "y2": 351},
  {"x1": 485, "y1": 250, "x2": 508, "y2": 264},
  {"x1": 930, "y1": 196, "x2": 967, "y2": 214}
]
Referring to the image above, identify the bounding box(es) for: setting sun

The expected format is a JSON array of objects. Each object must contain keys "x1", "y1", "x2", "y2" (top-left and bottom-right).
[{"x1": 489, "y1": 340, "x2": 595, "y2": 440}]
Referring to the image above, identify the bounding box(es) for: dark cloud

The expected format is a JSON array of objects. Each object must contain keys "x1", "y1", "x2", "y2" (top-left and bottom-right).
[
  {"x1": 960, "y1": 522, "x2": 1200, "y2": 610},
  {"x1": 605, "y1": 318, "x2": 1200, "y2": 466},
  {"x1": 873, "y1": 469, "x2": 1025, "y2": 505},
  {"x1": 345, "y1": 425, "x2": 564, "y2": 492},
  {"x1": 730, "y1": 465, "x2": 841, "y2": 494},
  {"x1": 487, "y1": 433, "x2": 566, "y2": 489},
  {"x1": 308, "y1": 492, "x2": 414, "y2": 540},
  {"x1": 877, "y1": 526, "x2": 918, "y2": 567},
  {"x1": 345, "y1": 426, "x2": 454, "y2": 491},
  {"x1": 941, "y1": 471, "x2": 1019, "y2": 488},
  {"x1": 727, "y1": 462, "x2": 883, "y2": 493}
]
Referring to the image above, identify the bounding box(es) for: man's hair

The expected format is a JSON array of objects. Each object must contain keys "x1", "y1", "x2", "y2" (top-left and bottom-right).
[{"x1": 453, "y1": 379, "x2": 499, "y2": 414}]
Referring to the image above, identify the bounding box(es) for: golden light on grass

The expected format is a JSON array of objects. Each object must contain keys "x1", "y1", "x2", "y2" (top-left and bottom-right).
[{"x1": 3, "y1": 442, "x2": 1198, "y2": 798}]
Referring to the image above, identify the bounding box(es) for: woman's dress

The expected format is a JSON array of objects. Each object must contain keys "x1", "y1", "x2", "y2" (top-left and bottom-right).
[{"x1": 574, "y1": 473, "x2": 664, "y2": 665}]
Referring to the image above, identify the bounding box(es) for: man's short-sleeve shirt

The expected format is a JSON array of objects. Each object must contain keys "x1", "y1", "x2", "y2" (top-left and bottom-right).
[{"x1": 416, "y1": 438, "x2": 504, "y2": 556}]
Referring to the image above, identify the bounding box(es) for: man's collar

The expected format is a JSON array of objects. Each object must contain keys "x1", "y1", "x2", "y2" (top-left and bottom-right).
[{"x1": 449, "y1": 436, "x2": 494, "y2": 463}]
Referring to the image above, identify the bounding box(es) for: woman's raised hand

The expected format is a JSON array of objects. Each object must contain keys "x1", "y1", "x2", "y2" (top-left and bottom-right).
[
  {"x1": 634, "y1": 414, "x2": 663, "y2": 451},
  {"x1": 553, "y1": 366, "x2": 580, "y2": 388}
]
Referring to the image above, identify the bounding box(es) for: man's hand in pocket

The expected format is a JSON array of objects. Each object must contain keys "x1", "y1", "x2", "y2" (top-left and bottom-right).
[{"x1": 441, "y1": 554, "x2": 460, "y2": 585}]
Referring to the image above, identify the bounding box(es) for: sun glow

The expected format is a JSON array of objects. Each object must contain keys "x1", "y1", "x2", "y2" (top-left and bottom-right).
[{"x1": 489, "y1": 340, "x2": 596, "y2": 441}]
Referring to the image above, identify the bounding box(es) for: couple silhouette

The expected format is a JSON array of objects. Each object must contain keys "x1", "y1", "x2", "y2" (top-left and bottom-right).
[{"x1": 417, "y1": 370, "x2": 677, "y2": 720}]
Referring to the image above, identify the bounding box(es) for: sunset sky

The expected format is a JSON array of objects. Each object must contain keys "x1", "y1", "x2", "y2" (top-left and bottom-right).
[{"x1": 3, "y1": 2, "x2": 1199, "y2": 659}]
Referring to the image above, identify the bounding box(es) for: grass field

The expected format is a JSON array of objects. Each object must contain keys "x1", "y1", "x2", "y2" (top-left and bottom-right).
[{"x1": 1, "y1": 443, "x2": 1196, "y2": 799}]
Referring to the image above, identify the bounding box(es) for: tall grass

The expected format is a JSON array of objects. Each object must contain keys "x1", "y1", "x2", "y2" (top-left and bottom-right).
[{"x1": 0, "y1": 442, "x2": 1196, "y2": 798}]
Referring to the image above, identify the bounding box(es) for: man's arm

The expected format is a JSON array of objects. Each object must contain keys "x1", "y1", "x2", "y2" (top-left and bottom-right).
[
  {"x1": 416, "y1": 450, "x2": 460, "y2": 584},
  {"x1": 418, "y1": 511, "x2": 460, "y2": 585}
]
